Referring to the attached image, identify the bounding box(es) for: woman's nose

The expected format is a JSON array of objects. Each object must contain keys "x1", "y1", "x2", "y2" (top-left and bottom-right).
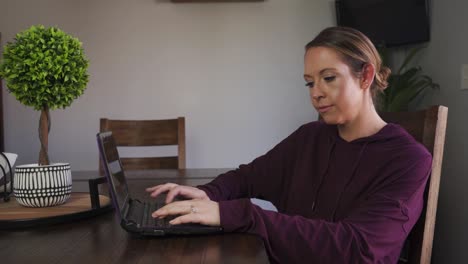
[{"x1": 310, "y1": 85, "x2": 324, "y2": 100}]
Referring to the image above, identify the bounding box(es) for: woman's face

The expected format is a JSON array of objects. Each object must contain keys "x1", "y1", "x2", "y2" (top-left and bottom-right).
[{"x1": 304, "y1": 47, "x2": 365, "y2": 125}]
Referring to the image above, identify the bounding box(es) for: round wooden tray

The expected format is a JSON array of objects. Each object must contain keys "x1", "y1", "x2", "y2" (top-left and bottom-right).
[{"x1": 0, "y1": 193, "x2": 113, "y2": 229}]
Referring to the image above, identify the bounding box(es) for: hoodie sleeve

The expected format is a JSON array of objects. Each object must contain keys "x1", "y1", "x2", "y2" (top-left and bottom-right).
[
  {"x1": 198, "y1": 125, "x2": 303, "y2": 206},
  {"x1": 214, "y1": 154, "x2": 432, "y2": 263}
]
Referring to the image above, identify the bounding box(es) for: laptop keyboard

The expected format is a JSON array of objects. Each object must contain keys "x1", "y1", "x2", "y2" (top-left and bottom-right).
[
  {"x1": 126, "y1": 199, "x2": 185, "y2": 228},
  {"x1": 141, "y1": 201, "x2": 173, "y2": 228}
]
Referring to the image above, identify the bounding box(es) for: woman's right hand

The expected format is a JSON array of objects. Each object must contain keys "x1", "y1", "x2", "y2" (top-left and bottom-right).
[{"x1": 145, "y1": 183, "x2": 210, "y2": 204}]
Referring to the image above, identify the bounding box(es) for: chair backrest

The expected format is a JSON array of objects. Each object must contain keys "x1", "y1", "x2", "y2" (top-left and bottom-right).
[
  {"x1": 380, "y1": 105, "x2": 448, "y2": 264},
  {"x1": 99, "y1": 117, "x2": 186, "y2": 174}
]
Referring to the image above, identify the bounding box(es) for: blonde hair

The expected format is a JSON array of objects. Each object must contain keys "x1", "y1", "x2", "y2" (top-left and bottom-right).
[{"x1": 305, "y1": 27, "x2": 391, "y2": 104}]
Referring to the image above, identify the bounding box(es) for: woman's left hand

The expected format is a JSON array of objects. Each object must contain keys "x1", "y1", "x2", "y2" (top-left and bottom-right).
[{"x1": 152, "y1": 199, "x2": 220, "y2": 226}]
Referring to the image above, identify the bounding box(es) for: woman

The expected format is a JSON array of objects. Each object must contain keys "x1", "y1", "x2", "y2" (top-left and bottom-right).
[{"x1": 146, "y1": 27, "x2": 432, "y2": 263}]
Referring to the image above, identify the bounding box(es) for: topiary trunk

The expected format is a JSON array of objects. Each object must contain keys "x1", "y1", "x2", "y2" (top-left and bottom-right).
[{"x1": 38, "y1": 106, "x2": 50, "y2": 165}]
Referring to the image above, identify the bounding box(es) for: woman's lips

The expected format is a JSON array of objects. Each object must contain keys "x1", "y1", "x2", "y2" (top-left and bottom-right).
[{"x1": 317, "y1": 105, "x2": 333, "y2": 113}]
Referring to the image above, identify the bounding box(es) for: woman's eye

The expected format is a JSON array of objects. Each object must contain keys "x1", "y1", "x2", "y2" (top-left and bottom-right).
[
  {"x1": 305, "y1": 81, "x2": 314, "y2": 88},
  {"x1": 324, "y1": 76, "x2": 336, "y2": 82}
]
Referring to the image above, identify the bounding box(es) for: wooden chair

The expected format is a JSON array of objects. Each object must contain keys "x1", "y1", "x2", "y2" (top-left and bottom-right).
[
  {"x1": 379, "y1": 105, "x2": 448, "y2": 264},
  {"x1": 99, "y1": 117, "x2": 186, "y2": 174}
]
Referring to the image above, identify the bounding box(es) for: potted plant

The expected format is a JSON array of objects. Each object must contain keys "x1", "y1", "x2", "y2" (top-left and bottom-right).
[
  {"x1": 0, "y1": 25, "x2": 89, "y2": 207},
  {"x1": 378, "y1": 47, "x2": 439, "y2": 112}
]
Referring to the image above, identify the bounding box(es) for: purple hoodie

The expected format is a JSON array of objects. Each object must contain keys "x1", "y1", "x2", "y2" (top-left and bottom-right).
[{"x1": 198, "y1": 121, "x2": 432, "y2": 264}]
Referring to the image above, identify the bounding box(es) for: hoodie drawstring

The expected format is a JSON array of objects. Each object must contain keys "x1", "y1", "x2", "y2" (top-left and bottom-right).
[
  {"x1": 311, "y1": 137, "x2": 336, "y2": 212},
  {"x1": 331, "y1": 141, "x2": 369, "y2": 221}
]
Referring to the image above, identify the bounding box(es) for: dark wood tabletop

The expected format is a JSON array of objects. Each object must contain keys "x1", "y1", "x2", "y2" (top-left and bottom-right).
[{"x1": 0, "y1": 169, "x2": 270, "y2": 264}]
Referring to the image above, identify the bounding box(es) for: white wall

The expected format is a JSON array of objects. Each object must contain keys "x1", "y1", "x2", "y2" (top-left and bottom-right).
[
  {"x1": 419, "y1": 0, "x2": 468, "y2": 262},
  {"x1": 0, "y1": 0, "x2": 333, "y2": 169}
]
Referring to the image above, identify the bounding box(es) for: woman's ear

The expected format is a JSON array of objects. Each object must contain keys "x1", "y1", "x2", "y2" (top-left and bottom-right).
[{"x1": 361, "y1": 63, "x2": 376, "y2": 90}]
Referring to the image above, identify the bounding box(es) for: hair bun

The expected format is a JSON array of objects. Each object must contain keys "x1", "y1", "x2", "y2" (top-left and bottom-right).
[{"x1": 375, "y1": 66, "x2": 391, "y2": 91}]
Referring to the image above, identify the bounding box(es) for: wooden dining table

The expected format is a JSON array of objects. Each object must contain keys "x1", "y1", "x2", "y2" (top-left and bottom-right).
[{"x1": 0, "y1": 169, "x2": 270, "y2": 264}]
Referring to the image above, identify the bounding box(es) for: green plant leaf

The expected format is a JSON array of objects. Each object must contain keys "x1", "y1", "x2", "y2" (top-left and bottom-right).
[
  {"x1": 398, "y1": 47, "x2": 424, "y2": 74},
  {"x1": 379, "y1": 46, "x2": 438, "y2": 112},
  {"x1": 0, "y1": 25, "x2": 89, "y2": 111}
]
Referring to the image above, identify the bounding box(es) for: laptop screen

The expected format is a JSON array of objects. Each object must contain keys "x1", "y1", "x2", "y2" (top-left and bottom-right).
[{"x1": 97, "y1": 132, "x2": 130, "y2": 214}]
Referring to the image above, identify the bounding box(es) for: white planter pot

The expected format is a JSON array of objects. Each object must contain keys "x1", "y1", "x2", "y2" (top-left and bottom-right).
[{"x1": 14, "y1": 163, "x2": 72, "y2": 207}]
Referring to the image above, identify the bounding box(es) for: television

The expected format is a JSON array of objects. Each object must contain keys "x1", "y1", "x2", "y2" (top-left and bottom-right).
[{"x1": 335, "y1": 0, "x2": 431, "y2": 47}]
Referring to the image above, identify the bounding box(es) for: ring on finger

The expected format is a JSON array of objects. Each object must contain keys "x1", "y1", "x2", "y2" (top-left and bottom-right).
[{"x1": 190, "y1": 205, "x2": 198, "y2": 214}]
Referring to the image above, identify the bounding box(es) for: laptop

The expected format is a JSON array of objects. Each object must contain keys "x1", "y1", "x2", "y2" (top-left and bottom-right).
[{"x1": 96, "y1": 131, "x2": 223, "y2": 236}]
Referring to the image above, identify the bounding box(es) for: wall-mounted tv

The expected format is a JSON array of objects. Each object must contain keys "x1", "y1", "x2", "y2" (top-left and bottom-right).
[{"x1": 335, "y1": 0, "x2": 431, "y2": 47}]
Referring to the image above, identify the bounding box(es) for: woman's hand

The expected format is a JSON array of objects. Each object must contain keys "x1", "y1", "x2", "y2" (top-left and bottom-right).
[
  {"x1": 152, "y1": 199, "x2": 220, "y2": 226},
  {"x1": 145, "y1": 183, "x2": 210, "y2": 204}
]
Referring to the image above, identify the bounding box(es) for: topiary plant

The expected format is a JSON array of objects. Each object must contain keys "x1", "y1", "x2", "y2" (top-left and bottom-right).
[{"x1": 0, "y1": 25, "x2": 89, "y2": 165}]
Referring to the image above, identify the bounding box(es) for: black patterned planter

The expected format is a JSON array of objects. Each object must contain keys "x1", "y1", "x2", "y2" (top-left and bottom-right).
[{"x1": 14, "y1": 163, "x2": 72, "y2": 207}]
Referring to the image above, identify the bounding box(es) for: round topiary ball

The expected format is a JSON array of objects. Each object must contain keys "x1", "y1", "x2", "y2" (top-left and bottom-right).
[{"x1": 0, "y1": 25, "x2": 89, "y2": 111}]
